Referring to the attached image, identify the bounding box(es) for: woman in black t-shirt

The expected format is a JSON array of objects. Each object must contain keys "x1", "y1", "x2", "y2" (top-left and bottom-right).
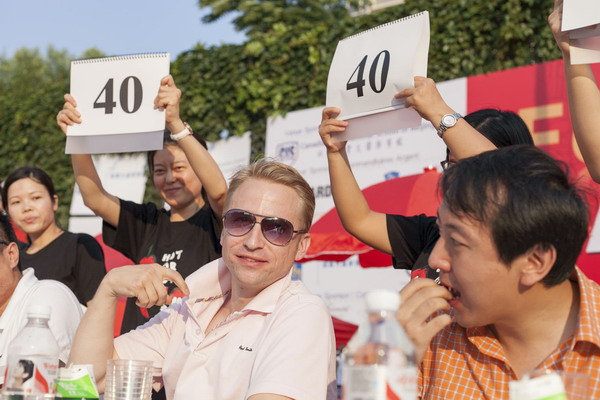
[
  {"x1": 319, "y1": 77, "x2": 534, "y2": 280},
  {"x1": 2, "y1": 166, "x2": 106, "y2": 305},
  {"x1": 57, "y1": 75, "x2": 228, "y2": 333}
]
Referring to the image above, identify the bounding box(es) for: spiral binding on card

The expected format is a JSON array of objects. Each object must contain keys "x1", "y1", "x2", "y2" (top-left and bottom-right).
[
  {"x1": 71, "y1": 52, "x2": 169, "y2": 64},
  {"x1": 339, "y1": 11, "x2": 427, "y2": 42}
]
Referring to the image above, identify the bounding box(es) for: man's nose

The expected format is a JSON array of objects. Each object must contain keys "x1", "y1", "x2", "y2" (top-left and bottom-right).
[
  {"x1": 428, "y1": 237, "x2": 451, "y2": 273},
  {"x1": 243, "y1": 222, "x2": 266, "y2": 250}
]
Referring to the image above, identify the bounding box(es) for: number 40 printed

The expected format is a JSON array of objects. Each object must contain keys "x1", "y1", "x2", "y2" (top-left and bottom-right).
[
  {"x1": 94, "y1": 76, "x2": 143, "y2": 114},
  {"x1": 346, "y1": 50, "x2": 390, "y2": 98}
]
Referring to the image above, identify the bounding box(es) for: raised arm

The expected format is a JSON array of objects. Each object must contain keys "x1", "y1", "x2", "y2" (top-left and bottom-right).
[
  {"x1": 319, "y1": 107, "x2": 392, "y2": 254},
  {"x1": 56, "y1": 94, "x2": 120, "y2": 227},
  {"x1": 396, "y1": 77, "x2": 497, "y2": 159},
  {"x1": 68, "y1": 264, "x2": 189, "y2": 392},
  {"x1": 154, "y1": 75, "x2": 227, "y2": 216},
  {"x1": 549, "y1": 0, "x2": 600, "y2": 182}
]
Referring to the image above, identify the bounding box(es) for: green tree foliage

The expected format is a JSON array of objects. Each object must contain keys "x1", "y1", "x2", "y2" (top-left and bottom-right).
[
  {"x1": 175, "y1": 0, "x2": 560, "y2": 157},
  {"x1": 0, "y1": 47, "x2": 74, "y2": 227},
  {"x1": 0, "y1": 0, "x2": 561, "y2": 222}
]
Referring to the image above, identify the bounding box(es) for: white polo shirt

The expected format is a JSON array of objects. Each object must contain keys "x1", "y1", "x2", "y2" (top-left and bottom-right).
[
  {"x1": 0, "y1": 268, "x2": 84, "y2": 385},
  {"x1": 114, "y1": 258, "x2": 337, "y2": 400}
]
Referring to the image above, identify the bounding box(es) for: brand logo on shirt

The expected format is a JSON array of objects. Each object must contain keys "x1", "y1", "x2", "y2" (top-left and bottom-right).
[{"x1": 238, "y1": 345, "x2": 253, "y2": 352}]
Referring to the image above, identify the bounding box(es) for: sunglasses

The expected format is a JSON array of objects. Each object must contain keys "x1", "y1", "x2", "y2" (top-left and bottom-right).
[{"x1": 223, "y1": 209, "x2": 307, "y2": 246}]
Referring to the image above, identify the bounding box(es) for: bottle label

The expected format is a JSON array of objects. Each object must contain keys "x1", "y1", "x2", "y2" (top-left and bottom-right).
[
  {"x1": 343, "y1": 365, "x2": 417, "y2": 400},
  {"x1": 5, "y1": 356, "x2": 58, "y2": 394}
]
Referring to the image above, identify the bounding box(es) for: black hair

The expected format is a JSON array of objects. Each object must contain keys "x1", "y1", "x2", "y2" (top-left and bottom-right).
[
  {"x1": 445, "y1": 109, "x2": 534, "y2": 161},
  {"x1": 2, "y1": 166, "x2": 57, "y2": 212},
  {"x1": 146, "y1": 130, "x2": 209, "y2": 204},
  {"x1": 464, "y1": 109, "x2": 534, "y2": 147},
  {"x1": 440, "y1": 145, "x2": 589, "y2": 287},
  {"x1": 17, "y1": 359, "x2": 34, "y2": 381},
  {"x1": 0, "y1": 213, "x2": 18, "y2": 244}
]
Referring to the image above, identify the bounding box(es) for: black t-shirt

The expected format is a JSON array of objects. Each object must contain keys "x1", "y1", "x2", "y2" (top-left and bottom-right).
[
  {"x1": 20, "y1": 231, "x2": 106, "y2": 305},
  {"x1": 386, "y1": 214, "x2": 440, "y2": 279},
  {"x1": 103, "y1": 199, "x2": 222, "y2": 334}
]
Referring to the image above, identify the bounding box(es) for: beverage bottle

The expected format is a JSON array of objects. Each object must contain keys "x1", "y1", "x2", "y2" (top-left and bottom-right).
[
  {"x1": 342, "y1": 289, "x2": 417, "y2": 400},
  {"x1": 4, "y1": 304, "x2": 59, "y2": 396}
]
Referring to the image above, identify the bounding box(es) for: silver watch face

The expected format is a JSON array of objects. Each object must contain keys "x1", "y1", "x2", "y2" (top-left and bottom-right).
[{"x1": 442, "y1": 114, "x2": 457, "y2": 127}]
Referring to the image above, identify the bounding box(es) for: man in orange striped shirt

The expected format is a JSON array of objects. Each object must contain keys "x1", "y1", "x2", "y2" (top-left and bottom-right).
[{"x1": 398, "y1": 146, "x2": 600, "y2": 399}]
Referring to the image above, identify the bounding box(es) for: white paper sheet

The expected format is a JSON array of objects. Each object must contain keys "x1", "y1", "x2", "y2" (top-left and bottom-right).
[
  {"x1": 326, "y1": 11, "x2": 429, "y2": 141},
  {"x1": 570, "y1": 25, "x2": 600, "y2": 64},
  {"x1": 66, "y1": 53, "x2": 170, "y2": 154},
  {"x1": 562, "y1": 0, "x2": 600, "y2": 31}
]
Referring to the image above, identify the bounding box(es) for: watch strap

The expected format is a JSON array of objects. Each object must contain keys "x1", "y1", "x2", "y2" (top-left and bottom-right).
[
  {"x1": 436, "y1": 113, "x2": 463, "y2": 138},
  {"x1": 170, "y1": 122, "x2": 193, "y2": 141}
]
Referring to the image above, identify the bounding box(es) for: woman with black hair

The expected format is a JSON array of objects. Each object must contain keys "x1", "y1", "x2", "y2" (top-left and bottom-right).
[
  {"x1": 57, "y1": 75, "x2": 228, "y2": 334},
  {"x1": 2, "y1": 166, "x2": 106, "y2": 305},
  {"x1": 319, "y1": 76, "x2": 534, "y2": 280}
]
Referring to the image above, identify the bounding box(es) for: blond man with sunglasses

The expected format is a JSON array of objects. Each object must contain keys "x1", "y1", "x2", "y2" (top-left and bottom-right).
[{"x1": 68, "y1": 159, "x2": 337, "y2": 400}]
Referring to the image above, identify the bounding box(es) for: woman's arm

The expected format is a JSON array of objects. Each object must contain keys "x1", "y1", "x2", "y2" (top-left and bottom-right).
[
  {"x1": 154, "y1": 75, "x2": 228, "y2": 216},
  {"x1": 56, "y1": 94, "x2": 121, "y2": 226},
  {"x1": 549, "y1": 0, "x2": 600, "y2": 182},
  {"x1": 395, "y1": 76, "x2": 497, "y2": 159},
  {"x1": 319, "y1": 107, "x2": 392, "y2": 255}
]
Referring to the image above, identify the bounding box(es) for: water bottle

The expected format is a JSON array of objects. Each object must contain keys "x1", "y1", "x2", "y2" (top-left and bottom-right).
[
  {"x1": 342, "y1": 289, "x2": 417, "y2": 400},
  {"x1": 4, "y1": 304, "x2": 59, "y2": 397}
]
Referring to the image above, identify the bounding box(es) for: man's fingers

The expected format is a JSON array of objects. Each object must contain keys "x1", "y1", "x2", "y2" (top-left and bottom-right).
[
  {"x1": 162, "y1": 269, "x2": 189, "y2": 297},
  {"x1": 399, "y1": 277, "x2": 439, "y2": 302}
]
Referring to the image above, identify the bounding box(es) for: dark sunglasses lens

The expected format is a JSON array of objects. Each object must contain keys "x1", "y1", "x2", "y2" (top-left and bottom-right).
[
  {"x1": 225, "y1": 211, "x2": 255, "y2": 236},
  {"x1": 261, "y1": 218, "x2": 293, "y2": 245}
]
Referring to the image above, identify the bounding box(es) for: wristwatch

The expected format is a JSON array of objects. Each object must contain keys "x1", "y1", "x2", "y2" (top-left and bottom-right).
[
  {"x1": 436, "y1": 113, "x2": 463, "y2": 138},
  {"x1": 170, "y1": 122, "x2": 193, "y2": 141}
]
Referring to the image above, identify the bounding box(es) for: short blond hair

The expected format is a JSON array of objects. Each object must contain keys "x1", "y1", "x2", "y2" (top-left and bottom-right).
[{"x1": 227, "y1": 159, "x2": 315, "y2": 231}]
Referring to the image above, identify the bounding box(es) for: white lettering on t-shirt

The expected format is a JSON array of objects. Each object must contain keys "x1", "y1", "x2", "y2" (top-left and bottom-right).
[{"x1": 161, "y1": 250, "x2": 184, "y2": 272}]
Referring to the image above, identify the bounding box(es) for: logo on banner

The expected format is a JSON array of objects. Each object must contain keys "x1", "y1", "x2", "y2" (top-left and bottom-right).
[{"x1": 276, "y1": 141, "x2": 299, "y2": 164}]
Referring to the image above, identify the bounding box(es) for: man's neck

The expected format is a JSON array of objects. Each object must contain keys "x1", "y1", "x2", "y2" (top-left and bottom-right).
[{"x1": 491, "y1": 278, "x2": 580, "y2": 378}]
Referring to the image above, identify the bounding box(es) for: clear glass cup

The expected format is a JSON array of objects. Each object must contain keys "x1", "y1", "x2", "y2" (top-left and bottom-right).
[{"x1": 104, "y1": 359, "x2": 154, "y2": 400}]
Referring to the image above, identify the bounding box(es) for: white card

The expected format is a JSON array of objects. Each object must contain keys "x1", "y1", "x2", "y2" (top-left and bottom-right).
[
  {"x1": 569, "y1": 25, "x2": 600, "y2": 64},
  {"x1": 326, "y1": 11, "x2": 430, "y2": 141},
  {"x1": 66, "y1": 53, "x2": 170, "y2": 154},
  {"x1": 562, "y1": 0, "x2": 600, "y2": 31}
]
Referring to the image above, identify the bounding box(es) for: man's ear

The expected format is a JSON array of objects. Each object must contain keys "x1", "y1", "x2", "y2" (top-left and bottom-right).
[
  {"x1": 294, "y1": 233, "x2": 311, "y2": 262},
  {"x1": 518, "y1": 244, "x2": 557, "y2": 287},
  {"x1": 4, "y1": 242, "x2": 20, "y2": 271}
]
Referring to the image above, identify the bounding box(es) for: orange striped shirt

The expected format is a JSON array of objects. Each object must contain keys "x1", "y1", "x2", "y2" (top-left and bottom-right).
[{"x1": 419, "y1": 268, "x2": 600, "y2": 399}]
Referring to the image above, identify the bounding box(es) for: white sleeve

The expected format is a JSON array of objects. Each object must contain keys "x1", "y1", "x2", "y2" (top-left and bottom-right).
[{"x1": 246, "y1": 298, "x2": 337, "y2": 400}]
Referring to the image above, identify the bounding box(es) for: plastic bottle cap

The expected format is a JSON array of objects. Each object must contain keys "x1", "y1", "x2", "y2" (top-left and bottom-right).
[
  {"x1": 365, "y1": 289, "x2": 400, "y2": 312},
  {"x1": 27, "y1": 304, "x2": 51, "y2": 319}
]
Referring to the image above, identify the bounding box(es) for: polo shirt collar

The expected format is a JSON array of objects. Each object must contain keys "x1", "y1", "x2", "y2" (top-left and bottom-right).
[
  {"x1": 572, "y1": 267, "x2": 600, "y2": 348},
  {"x1": 464, "y1": 266, "x2": 600, "y2": 360},
  {"x1": 185, "y1": 258, "x2": 292, "y2": 315}
]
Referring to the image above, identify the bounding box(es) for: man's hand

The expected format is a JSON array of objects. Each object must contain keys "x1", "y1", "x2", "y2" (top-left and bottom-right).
[
  {"x1": 56, "y1": 94, "x2": 81, "y2": 135},
  {"x1": 397, "y1": 278, "x2": 453, "y2": 364},
  {"x1": 395, "y1": 76, "x2": 454, "y2": 126},
  {"x1": 100, "y1": 264, "x2": 190, "y2": 308},
  {"x1": 318, "y1": 107, "x2": 349, "y2": 154}
]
